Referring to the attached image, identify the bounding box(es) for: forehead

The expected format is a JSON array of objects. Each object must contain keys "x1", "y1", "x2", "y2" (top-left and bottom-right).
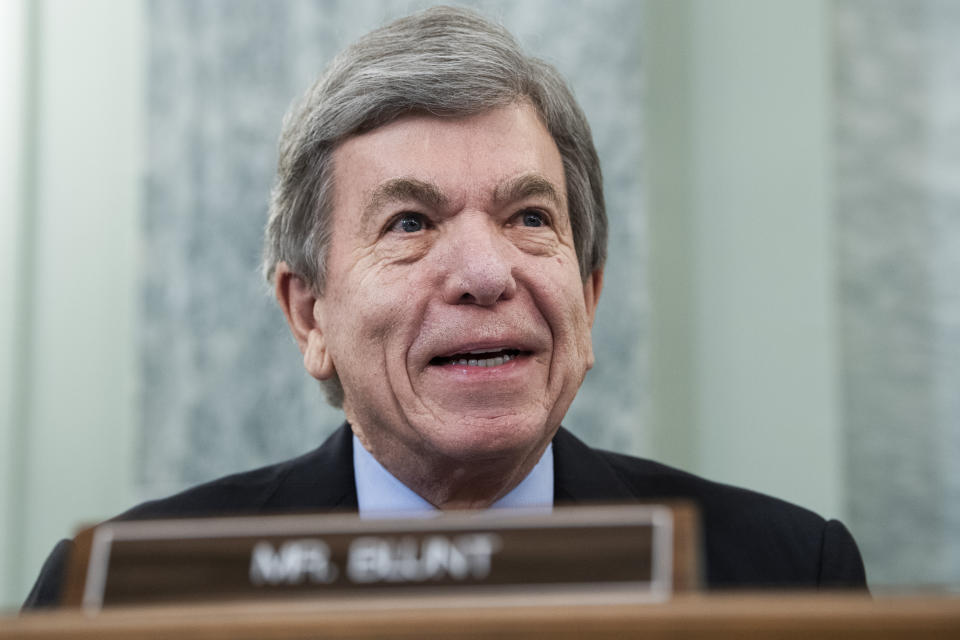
[{"x1": 330, "y1": 102, "x2": 567, "y2": 213}]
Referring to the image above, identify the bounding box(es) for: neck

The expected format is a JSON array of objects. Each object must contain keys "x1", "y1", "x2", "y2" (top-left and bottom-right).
[{"x1": 410, "y1": 456, "x2": 540, "y2": 510}]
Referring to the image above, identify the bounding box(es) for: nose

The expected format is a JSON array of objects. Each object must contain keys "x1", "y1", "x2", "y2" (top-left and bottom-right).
[{"x1": 440, "y1": 213, "x2": 517, "y2": 306}]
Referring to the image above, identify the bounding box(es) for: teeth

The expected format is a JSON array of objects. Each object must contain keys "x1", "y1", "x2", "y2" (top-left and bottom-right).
[{"x1": 451, "y1": 353, "x2": 514, "y2": 367}]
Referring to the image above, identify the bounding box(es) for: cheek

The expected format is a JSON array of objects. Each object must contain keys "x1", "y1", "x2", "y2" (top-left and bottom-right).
[
  {"x1": 338, "y1": 293, "x2": 395, "y2": 349},
  {"x1": 535, "y1": 272, "x2": 594, "y2": 362},
  {"x1": 560, "y1": 294, "x2": 593, "y2": 358},
  {"x1": 328, "y1": 267, "x2": 424, "y2": 366},
  {"x1": 530, "y1": 259, "x2": 588, "y2": 327}
]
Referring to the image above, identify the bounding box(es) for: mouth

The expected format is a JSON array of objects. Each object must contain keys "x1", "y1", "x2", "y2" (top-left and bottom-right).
[{"x1": 429, "y1": 348, "x2": 528, "y2": 368}]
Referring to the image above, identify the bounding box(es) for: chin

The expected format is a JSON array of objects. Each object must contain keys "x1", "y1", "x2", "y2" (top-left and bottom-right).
[{"x1": 423, "y1": 412, "x2": 553, "y2": 462}]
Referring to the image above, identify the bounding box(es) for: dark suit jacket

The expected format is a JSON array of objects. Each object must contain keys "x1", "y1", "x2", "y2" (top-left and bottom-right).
[{"x1": 23, "y1": 423, "x2": 867, "y2": 608}]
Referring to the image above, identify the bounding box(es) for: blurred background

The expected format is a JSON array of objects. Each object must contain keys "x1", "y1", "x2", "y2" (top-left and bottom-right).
[{"x1": 1, "y1": 0, "x2": 958, "y2": 609}]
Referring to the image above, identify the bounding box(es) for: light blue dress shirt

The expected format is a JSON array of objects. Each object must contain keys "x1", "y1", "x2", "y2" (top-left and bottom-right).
[{"x1": 353, "y1": 434, "x2": 554, "y2": 518}]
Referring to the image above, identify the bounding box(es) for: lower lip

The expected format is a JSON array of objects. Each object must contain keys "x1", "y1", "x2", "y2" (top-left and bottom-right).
[{"x1": 427, "y1": 353, "x2": 531, "y2": 379}]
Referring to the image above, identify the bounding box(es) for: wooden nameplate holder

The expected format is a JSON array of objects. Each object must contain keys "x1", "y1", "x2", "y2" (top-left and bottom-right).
[{"x1": 61, "y1": 503, "x2": 701, "y2": 610}]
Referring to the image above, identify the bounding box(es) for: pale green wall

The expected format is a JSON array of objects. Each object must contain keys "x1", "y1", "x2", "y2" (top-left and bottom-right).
[
  {"x1": 646, "y1": 0, "x2": 842, "y2": 519},
  {"x1": 0, "y1": 0, "x2": 143, "y2": 610},
  {"x1": 0, "y1": 0, "x2": 31, "y2": 614}
]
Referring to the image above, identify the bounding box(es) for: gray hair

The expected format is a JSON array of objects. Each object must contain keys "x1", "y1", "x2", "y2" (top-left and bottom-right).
[{"x1": 263, "y1": 5, "x2": 606, "y2": 407}]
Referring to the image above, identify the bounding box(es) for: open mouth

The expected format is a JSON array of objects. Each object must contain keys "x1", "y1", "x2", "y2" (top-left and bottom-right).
[{"x1": 429, "y1": 348, "x2": 526, "y2": 368}]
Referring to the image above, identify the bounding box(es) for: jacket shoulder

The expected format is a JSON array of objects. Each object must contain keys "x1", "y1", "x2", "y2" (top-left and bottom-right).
[
  {"x1": 599, "y1": 449, "x2": 825, "y2": 521},
  {"x1": 118, "y1": 423, "x2": 356, "y2": 521},
  {"x1": 592, "y1": 448, "x2": 865, "y2": 588},
  {"x1": 117, "y1": 452, "x2": 303, "y2": 521},
  {"x1": 22, "y1": 425, "x2": 356, "y2": 610}
]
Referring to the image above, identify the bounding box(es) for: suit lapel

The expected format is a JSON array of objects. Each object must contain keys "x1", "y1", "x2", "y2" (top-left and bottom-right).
[
  {"x1": 263, "y1": 422, "x2": 359, "y2": 512},
  {"x1": 552, "y1": 427, "x2": 637, "y2": 504}
]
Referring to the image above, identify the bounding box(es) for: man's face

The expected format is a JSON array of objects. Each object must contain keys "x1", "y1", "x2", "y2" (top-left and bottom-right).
[{"x1": 309, "y1": 102, "x2": 601, "y2": 472}]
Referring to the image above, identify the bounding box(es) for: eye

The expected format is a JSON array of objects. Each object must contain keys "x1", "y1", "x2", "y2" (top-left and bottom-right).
[
  {"x1": 389, "y1": 212, "x2": 428, "y2": 234},
  {"x1": 519, "y1": 210, "x2": 547, "y2": 228}
]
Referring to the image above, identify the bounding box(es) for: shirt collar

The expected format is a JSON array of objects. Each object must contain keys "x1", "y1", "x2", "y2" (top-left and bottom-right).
[{"x1": 353, "y1": 434, "x2": 554, "y2": 518}]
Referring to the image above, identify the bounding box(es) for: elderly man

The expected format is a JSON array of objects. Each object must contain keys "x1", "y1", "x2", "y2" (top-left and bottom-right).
[{"x1": 25, "y1": 7, "x2": 865, "y2": 608}]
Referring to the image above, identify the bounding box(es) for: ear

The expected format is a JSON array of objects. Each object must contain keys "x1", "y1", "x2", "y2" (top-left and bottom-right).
[
  {"x1": 582, "y1": 268, "x2": 604, "y2": 327},
  {"x1": 274, "y1": 262, "x2": 336, "y2": 380}
]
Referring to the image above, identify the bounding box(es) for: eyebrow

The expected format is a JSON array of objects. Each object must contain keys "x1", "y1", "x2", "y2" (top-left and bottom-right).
[
  {"x1": 360, "y1": 173, "x2": 564, "y2": 229},
  {"x1": 363, "y1": 177, "x2": 448, "y2": 226},
  {"x1": 493, "y1": 173, "x2": 565, "y2": 210}
]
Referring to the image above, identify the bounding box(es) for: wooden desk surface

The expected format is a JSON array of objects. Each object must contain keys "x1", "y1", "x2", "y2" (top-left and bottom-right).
[{"x1": 4, "y1": 594, "x2": 959, "y2": 639}]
